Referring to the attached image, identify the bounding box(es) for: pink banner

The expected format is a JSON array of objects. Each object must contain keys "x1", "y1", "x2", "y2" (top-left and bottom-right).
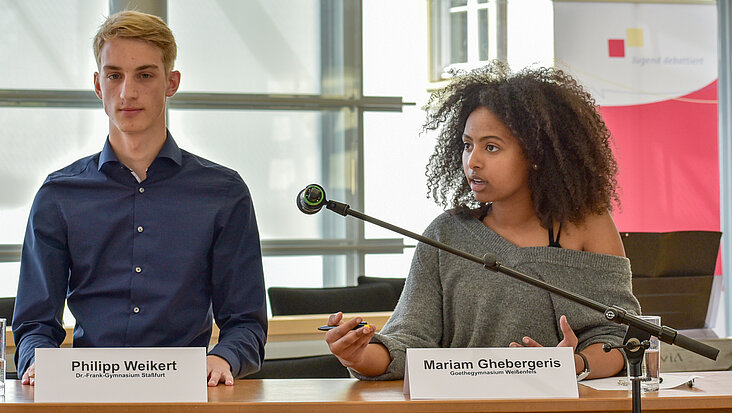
[
  {"x1": 600, "y1": 81, "x2": 719, "y2": 233},
  {"x1": 553, "y1": 1, "x2": 720, "y2": 272}
]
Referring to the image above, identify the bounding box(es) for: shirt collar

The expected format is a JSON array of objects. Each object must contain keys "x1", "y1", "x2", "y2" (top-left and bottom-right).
[{"x1": 98, "y1": 130, "x2": 182, "y2": 170}]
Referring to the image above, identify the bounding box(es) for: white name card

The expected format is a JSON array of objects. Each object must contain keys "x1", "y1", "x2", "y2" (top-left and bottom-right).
[
  {"x1": 35, "y1": 347, "x2": 207, "y2": 403},
  {"x1": 404, "y1": 347, "x2": 578, "y2": 400}
]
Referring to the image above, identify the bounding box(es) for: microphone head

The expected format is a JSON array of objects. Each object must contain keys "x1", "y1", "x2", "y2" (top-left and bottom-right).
[{"x1": 297, "y1": 184, "x2": 327, "y2": 214}]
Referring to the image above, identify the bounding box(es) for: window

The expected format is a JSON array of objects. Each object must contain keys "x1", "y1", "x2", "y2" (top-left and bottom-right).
[
  {"x1": 0, "y1": 0, "x2": 556, "y2": 298},
  {"x1": 0, "y1": 1, "x2": 105, "y2": 90},
  {"x1": 430, "y1": 0, "x2": 506, "y2": 82},
  {"x1": 171, "y1": 0, "x2": 321, "y2": 94},
  {"x1": 0, "y1": 0, "x2": 409, "y2": 308}
]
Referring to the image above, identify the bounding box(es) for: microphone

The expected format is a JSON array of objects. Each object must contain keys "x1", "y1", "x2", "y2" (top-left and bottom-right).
[{"x1": 296, "y1": 183, "x2": 327, "y2": 214}]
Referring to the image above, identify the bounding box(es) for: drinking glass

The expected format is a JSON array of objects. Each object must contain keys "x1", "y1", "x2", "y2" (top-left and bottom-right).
[{"x1": 626, "y1": 315, "x2": 660, "y2": 392}]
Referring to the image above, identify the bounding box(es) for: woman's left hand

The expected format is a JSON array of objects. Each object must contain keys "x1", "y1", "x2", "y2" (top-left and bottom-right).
[
  {"x1": 509, "y1": 314, "x2": 626, "y2": 378},
  {"x1": 509, "y1": 315, "x2": 578, "y2": 351}
]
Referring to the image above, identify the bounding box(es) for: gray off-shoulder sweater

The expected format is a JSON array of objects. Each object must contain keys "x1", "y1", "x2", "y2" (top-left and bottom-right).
[{"x1": 353, "y1": 212, "x2": 641, "y2": 381}]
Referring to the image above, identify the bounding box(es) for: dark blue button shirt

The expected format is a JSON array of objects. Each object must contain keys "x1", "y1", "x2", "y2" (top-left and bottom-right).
[{"x1": 13, "y1": 132, "x2": 267, "y2": 378}]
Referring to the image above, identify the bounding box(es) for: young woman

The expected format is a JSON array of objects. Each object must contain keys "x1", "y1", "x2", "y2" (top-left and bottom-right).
[{"x1": 324, "y1": 62, "x2": 641, "y2": 380}]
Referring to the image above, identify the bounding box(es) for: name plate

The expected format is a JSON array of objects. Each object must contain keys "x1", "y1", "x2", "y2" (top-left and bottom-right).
[
  {"x1": 404, "y1": 347, "x2": 578, "y2": 400},
  {"x1": 35, "y1": 347, "x2": 207, "y2": 403}
]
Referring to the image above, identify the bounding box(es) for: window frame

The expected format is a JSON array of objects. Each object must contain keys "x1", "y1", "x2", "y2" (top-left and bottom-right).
[{"x1": 429, "y1": 0, "x2": 507, "y2": 82}]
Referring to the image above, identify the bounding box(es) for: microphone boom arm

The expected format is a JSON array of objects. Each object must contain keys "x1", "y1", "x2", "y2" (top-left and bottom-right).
[{"x1": 324, "y1": 198, "x2": 719, "y2": 361}]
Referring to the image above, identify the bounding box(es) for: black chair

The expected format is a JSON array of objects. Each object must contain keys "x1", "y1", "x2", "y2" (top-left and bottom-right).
[
  {"x1": 245, "y1": 354, "x2": 350, "y2": 379},
  {"x1": 267, "y1": 283, "x2": 397, "y2": 316},
  {"x1": 0, "y1": 296, "x2": 14, "y2": 323},
  {"x1": 262, "y1": 284, "x2": 398, "y2": 379},
  {"x1": 0, "y1": 297, "x2": 17, "y2": 379},
  {"x1": 357, "y1": 276, "x2": 405, "y2": 310},
  {"x1": 621, "y1": 231, "x2": 721, "y2": 330}
]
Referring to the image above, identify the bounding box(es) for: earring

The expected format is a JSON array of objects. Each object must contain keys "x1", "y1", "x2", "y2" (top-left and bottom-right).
[{"x1": 532, "y1": 164, "x2": 539, "y2": 170}]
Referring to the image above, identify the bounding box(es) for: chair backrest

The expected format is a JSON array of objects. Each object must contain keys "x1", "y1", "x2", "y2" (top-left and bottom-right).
[
  {"x1": 357, "y1": 276, "x2": 405, "y2": 310},
  {"x1": 0, "y1": 296, "x2": 15, "y2": 323},
  {"x1": 620, "y1": 231, "x2": 720, "y2": 277},
  {"x1": 0, "y1": 297, "x2": 17, "y2": 379},
  {"x1": 621, "y1": 231, "x2": 721, "y2": 330},
  {"x1": 268, "y1": 283, "x2": 396, "y2": 316},
  {"x1": 245, "y1": 354, "x2": 350, "y2": 379}
]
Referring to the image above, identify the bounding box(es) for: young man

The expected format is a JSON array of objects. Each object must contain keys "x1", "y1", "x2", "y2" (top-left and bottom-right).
[{"x1": 12, "y1": 10, "x2": 267, "y2": 387}]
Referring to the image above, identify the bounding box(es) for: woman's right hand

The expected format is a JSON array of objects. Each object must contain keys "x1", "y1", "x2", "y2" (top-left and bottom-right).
[{"x1": 324, "y1": 311, "x2": 377, "y2": 369}]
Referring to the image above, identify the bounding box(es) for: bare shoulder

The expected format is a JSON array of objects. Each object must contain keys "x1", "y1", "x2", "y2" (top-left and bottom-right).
[{"x1": 571, "y1": 211, "x2": 626, "y2": 257}]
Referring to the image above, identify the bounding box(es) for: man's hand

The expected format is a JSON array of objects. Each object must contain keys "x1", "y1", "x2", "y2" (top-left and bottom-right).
[
  {"x1": 206, "y1": 355, "x2": 234, "y2": 386},
  {"x1": 21, "y1": 363, "x2": 36, "y2": 386}
]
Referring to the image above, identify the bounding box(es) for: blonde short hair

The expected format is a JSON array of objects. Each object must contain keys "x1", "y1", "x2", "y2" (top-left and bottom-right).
[{"x1": 93, "y1": 10, "x2": 177, "y2": 73}]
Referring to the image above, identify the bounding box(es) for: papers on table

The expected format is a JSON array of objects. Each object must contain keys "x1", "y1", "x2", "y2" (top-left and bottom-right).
[{"x1": 580, "y1": 373, "x2": 699, "y2": 391}]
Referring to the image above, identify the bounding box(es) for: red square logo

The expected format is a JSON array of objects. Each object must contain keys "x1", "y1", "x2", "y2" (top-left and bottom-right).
[{"x1": 608, "y1": 39, "x2": 625, "y2": 58}]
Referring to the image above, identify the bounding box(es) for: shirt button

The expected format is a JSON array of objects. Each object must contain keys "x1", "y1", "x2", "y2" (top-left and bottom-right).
[
  {"x1": 137, "y1": 226, "x2": 144, "y2": 233},
  {"x1": 133, "y1": 306, "x2": 140, "y2": 314},
  {"x1": 138, "y1": 187, "x2": 145, "y2": 193},
  {"x1": 135, "y1": 266, "x2": 142, "y2": 273}
]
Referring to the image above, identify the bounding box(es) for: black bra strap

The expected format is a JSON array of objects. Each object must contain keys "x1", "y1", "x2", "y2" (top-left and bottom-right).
[{"x1": 548, "y1": 224, "x2": 562, "y2": 248}]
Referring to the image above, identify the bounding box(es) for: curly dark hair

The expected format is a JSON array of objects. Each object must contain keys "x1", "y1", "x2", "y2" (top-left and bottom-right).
[{"x1": 424, "y1": 61, "x2": 619, "y2": 228}]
